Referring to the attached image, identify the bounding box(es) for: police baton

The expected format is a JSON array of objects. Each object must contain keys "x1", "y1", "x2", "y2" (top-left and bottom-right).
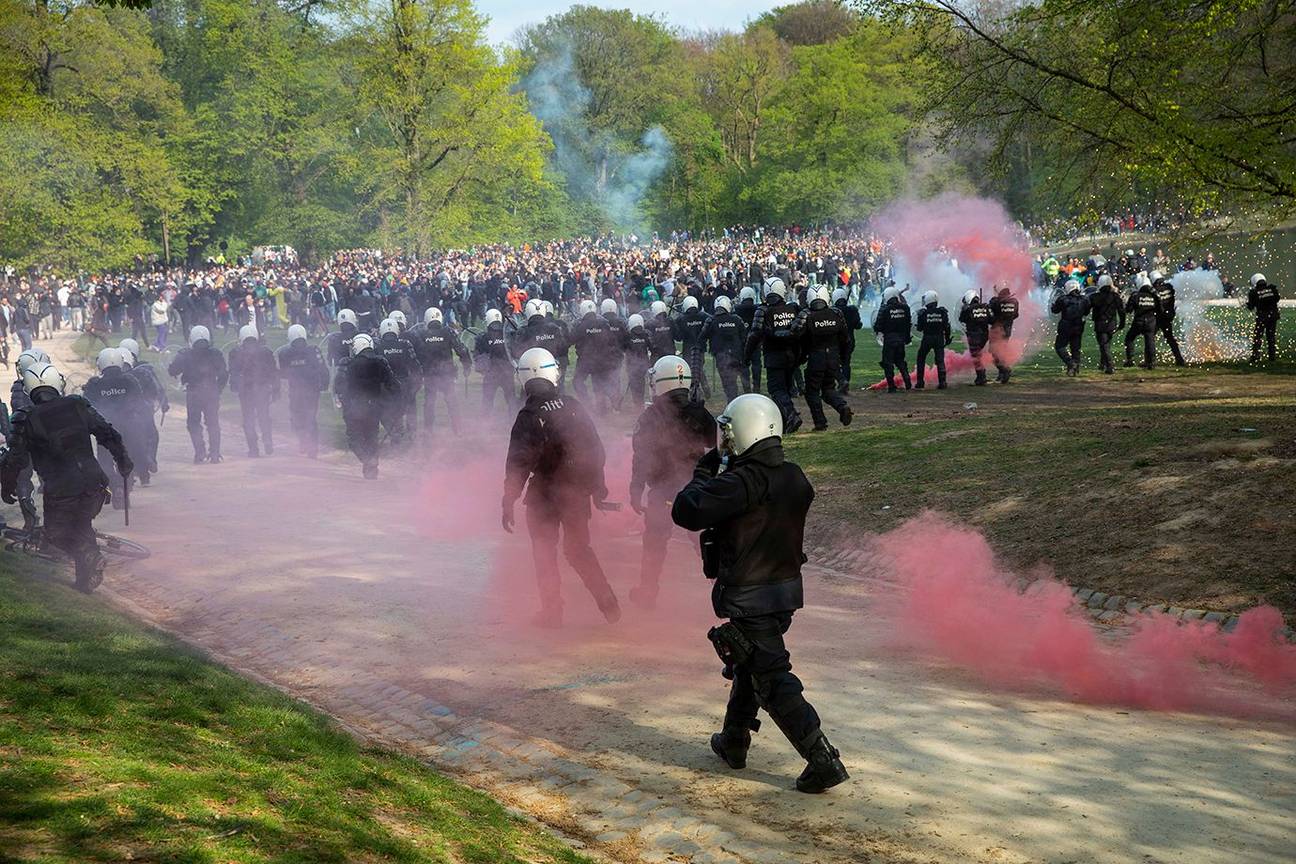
[{"x1": 121, "y1": 470, "x2": 131, "y2": 527}]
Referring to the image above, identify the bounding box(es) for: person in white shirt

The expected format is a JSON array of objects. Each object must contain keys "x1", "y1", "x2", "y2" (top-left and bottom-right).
[{"x1": 150, "y1": 296, "x2": 171, "y2": 351}]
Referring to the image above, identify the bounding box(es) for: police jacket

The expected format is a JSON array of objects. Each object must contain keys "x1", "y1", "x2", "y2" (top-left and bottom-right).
[
  {"x1": 513, "y1": 315, "x2": 566, "y2": 362},
  {"x1": 473, "y1": 323, "x2": 512, "y2": 374},
  {"x1": 745, "y1": 297, "x2": 800, "y2": 367},
  {"x1": 625, "y1": 326, "x2": 652, "y2": 368},
  {"x1": 959, "y1": 301, "x2": 993, "y2": 340},
  {"x1": 1126, "y1": 287, "x2": 1162, "y2": 323},
  {"x1": 672, "y1": 439, "x2": 813, "y2": 619},
  {"x1": 1153, "y1": 282, "x2": 1177, "y2": 322},
  {"x1": 630, "y1": 389, "x2": 714, "y2": 499},
  {"x1": 1247, "y1": 281, "x2": 1281, "y2": 320},
  {"x1": 873, "y1": 298, "x2": 913, "y2": 344},
  {"x1": 326, "y1": 325, "x2": 359, "y2": 368},
  {"x1": 673, "y1": 309, "x2": 710, "y2": 353},
  {"x1": 1, "y1": 394, "x2": 130, "y2": 498},
  {"x1": 377, "y1": 334, "x2": 419, "y2": 381},
  {"x1": 834, "y1": 299, "x2": 863, "y2": 349},
  {"x1": 1052, "y1": 292, "x2": 1091, "y2": 334},
  {"x1": 83, "y1": 368, "x2": 143, "y2": 427},
  {"x1": 989, "y1": 292, "x2": 1020, "y2": 336},
  {"x1": 277, "y1": 341, "x2": 329, "y2": 393},
  {"x1": 503, "y1": 380, "x2": 606, "y2": 507},
  {"x1": 915, "y1": 303, "x2": 952, "y2": 344},
  {"x1": 793, "y1": 300, "x2": 851, "y2": 364},
  {"x1": 647, "y1": 315, "x2": 676, "y2": 360},
  {"x1": 168, "y1": 344, "x2": 228, "y2": 393},
  {"x1": 414, "y1": 321, "x2": 470, "y2": 376},
  {"x1": 335, "y1": 350, "x2": 400, "y2": 409},
  {"x1": 229, "y1": 342, "x2": 281, "y2": 397},
  {"x1": 129, "y1": 362, "x2": 169, "y2": 411},
  {"x1": 1089, "y1": 288, "x2": 1125, "y2": 333}
]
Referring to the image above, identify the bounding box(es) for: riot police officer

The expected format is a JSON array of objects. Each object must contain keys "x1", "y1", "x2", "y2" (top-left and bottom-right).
[
  {"x1": 1088, "y1": 274, "x2": 1125, "y2": 374},
  {"x1": 831, "y1": 288, "x2": 862, "y2": 394},
  {"x1": 988, "y1": 285, "x2": 1020, "y2": 383},
  {"x1": 673, "y1": 296, "x2": 711, "y2": 400},
  {"x1": 10, "y1": 349, "x2": 49, "y2": 527},
  {"x1": 913, "y1": 290, "x2": 952, "y2": 389},
  {"x1": 118, "y1": 338, "x2": 167, "y2": 479},
  {"x1": 646, "y1": 300, "x2": 677, "y2": 361},
  {"x1": 628, "y1": 356, "x2": 715, "y2": 609},
  {"x1": 335, "y1": 333, "x2": 400, "y2": 479},
  {"x1": 568, "y1": 300, "x2": 604, "y2": 404},
  {"x1": 792, "y1": 286, "x2": 853, "y2": 428},
  {"x1": 873, "y1": 286, "x2": 913, "y2": 392},
  {"x1": 959, "y1": 291, "x2": 994, "y2": 385},
  {"x1": 326, "y1": 308, "x2": 360, "y2": 369},
  {"x1": 502, "y1": 347, "x2": 620, "y2": 629},
  {"x1": 377, "y1": 317, "x2": 419, "y2": 442},
  {"x1": 168, "y1": 325, "x2": 228, "y2": 463},
  {"x1": 474, "y1": 309, "x2": 514, "y2": 413},
  {"x1": 1150, "y1": 271, "x2": 1186, "y2": 366},
  {"x1": 744, "y1": 278, "x2": 803, "y2": 433},
  {"x1": 735, "y1": 287, "x2": 761, "y2": 392},
  {"x1": 277, "y1": 324, "x2": 329, "y2": 457},
  {"x1": 697, "y1": 296, "x2": 747, "y2": 402},
  {"x1": 2, "y1": 362, "x2": 132, "y2": 592},
  {"x1": 1247, "y1": 273, "x2": 1281, "y2": 362},
  {"x1": 671, "y1": 393, "x2": 848, "y2": 794},
  {"x1": 596, "y1": 298, "x2": 628, "y2": 409},
  {"x1": 514, "y1": 299, "x2": 566, "y2": 367},
  {"x1": 83, "y1": 348, "x2": 143, "y2": 505},
  {"x1": 228, "y1": 325, "x2": 279, "y2": 457},
  {"x1": 1052, "y1": 279, "x2": 1091, "y2": 376},
  {"x1": 623, "y1": 313, "x2": 653, "y2": 407},
  {"x1": 413, "y1": 308, "x2": 471, "y2": 436},
  {"x1": 1124, "y1": 274, "x2": 1162, "y2": 368}
]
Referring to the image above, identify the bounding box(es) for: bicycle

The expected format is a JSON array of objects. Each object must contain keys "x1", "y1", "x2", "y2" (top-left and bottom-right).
[{"x1": 2, "y1": 524, "x2": 151, "y2": 591}]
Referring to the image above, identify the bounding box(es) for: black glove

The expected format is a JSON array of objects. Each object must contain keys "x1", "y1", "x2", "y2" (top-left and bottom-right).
[
  {"x1": 1, "y1": 488, "x2": 15, "y2": 505},
  {"x1": 697, "y1": 448, "x2": 722, "y2": 478},
  {"x1": 117, "y1": 457, "x2": 134, "y2": 477},
  {"x1": 629, "y1": 492, "x2": 644, "y2": 515},
  {"x1": 501, "y1": 500, "x2": 514, "y2": 534}
]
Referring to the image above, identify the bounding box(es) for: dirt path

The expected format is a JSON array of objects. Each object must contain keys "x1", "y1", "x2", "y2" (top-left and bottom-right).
[{"x1": 23, "y1": 330, "x2": 1296, "y2": 864}]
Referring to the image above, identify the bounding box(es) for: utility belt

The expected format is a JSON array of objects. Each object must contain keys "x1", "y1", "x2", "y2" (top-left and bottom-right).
[{"x1": 707, "y1": 621, "x2": 755, "y2": 680}]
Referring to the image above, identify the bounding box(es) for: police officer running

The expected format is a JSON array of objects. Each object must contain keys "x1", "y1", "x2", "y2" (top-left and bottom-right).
[
  {"x1": 1150, "y1": 271, "x2": 1187, "y2": 366},
  {"x1": 1088, "y1": 275, "x2": 1125, "y2": 374},
  {"x1": 744, "y1": 278, "x2": 803, "y2": 433},
  {"x1": 1052, "y1": 279, "x2": 1091, "y2": 376},
  {"x1": 1, "y1": 362, "x2": 132, "y2": 592},
  {"x1": 671, "y1": 393, "x2": 849, "y2": 794},
  {"x1": 791, "y1": 286, "x2": 853, "y2": 428},
  {"x1": 831, "y1": 288, "x2": 862, "y2": 394},
  {"x1": 83, "y1": 348, "x2": 144, "y2": 505},
  {"x1": 413, "y1": 308, "x2": 471, "y2": 437},
  {"x1": 228, "y1": 325, "x2": 280, "y2": 457},
  {"x1": 118, "y1": 338, "x2": 167, "y2": 480},
  {"x1": 168, "y1": 325, "x2": 228, "y2": 463},
  {"x1": 988, "y1": 285, "x2": 1020, "y2": 383},
  {"x1": 277, "y1": 324, "x2": 329, "y2": 458},
  {"x1": 696, "y1": 296, "x2": 747, "y2": 403},
  {"x1": 335, "y1": 333, "x2": 401, "y2": 479},
  {"x1": 959, "y1": 291, "x2": 994, "y2": 385},
  {"x1": 1124, "y1": 274, "x2": 1162, "y2": 368}
]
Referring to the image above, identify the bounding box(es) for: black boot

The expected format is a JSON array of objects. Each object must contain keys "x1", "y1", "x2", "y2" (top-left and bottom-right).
[
  {"x1": 795, "y1": 730, "x2": 849, "y2": 794},
  {"x1": 710, "y1": 723, "x2": 755, "y2": 769},
  {"x1": 974, "y1": 370, "x2": 987, "y2": 386},
  {"x1": 838, "y1": 405, "x2": 852, "y2": 426}
]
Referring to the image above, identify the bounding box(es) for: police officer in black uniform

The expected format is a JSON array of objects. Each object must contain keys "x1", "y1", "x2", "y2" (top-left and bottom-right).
[
  {"x1": 502, "y1": 347, "x2": 621, "y2": 629},
  {"x1": 594, "y1": 298, "x2": 628, "y2": 410},
  {"x1": 1051, "y1": 279, "x2": 1091, "y2": 376},
  {"x1": 735, "y1": 287, "x2": 761, "y2": 392},
  {"x1": 645, "y1": 300, "x2": 677, "y2": 362},
  {"x1": 1151, "y1": 271, "x2": 1186, "y2": 366},
  {"x1": 568, "y1": 300, "x2": 606, "y2": 406},
  {"x1": 119, "y1": 339, "x2": 167, "y2": 481},
  {"x1": 628, "y1": 356, "x2": 715, "y2": 609},
  {"x1": 1246, "y1": 273, "x2": 1281, "y2": 362},
  {"x1": 959, "y1": 291, "x2": 994, "y2": 385},
  {"x1": 873, "y1": 286, "x2": 913, "y2": 392},
  {"x1": 2, "y1": 361, "x2": 132, "y2": 592},
  {"x1": 11, "y1": 349, "x2": 50, "y2": 526},
  {"x1": 277, "y1": 324, "x2": 329, "y2": 457},
  {"x1": 1124, "y1": 274, "x2": 1162, "y2": 368},
  {"x1": 413, "y1": 307, "x2": 471, "y2": 436},
  {"x1": 377, "y1": 317, "x2": 419, "y2": 442},
  {"x1": 671, "y1": 393, "x2": 848, "y2": 794},
  {"x1": 474, "y1": 308, "x2": 514, "y2": 413},
  {"x1": 988, "y1": 285, "x2": 1020, "y2": 383},
  {"x1": 623, "y1": 313, "x2": 653, "y2": 407},
  {"x1": 831, "y1": 288, "x2": 862, "y2": 394},
  {"x1": 696, "y1": 296, "x2": 747, "y2": 402},
  {"x1": 791, "y1": 286, "x2": 853, "y2": 428},
  {"x1": 1088, "y1": 275, "x2": 1125, "y2": 374},
  {"x1": 335, "y1": 333, "x2": 400, "y2": 479},
  {"x1": 228, "y1": 324, "x2": 280, "y2": 457},
  {"x1": 513, "y1": 299, "x2": 567, "y2": 365},
  {"x1": 913, "y1": 290, "x2": 952, "y2": 389},
  {"x1": 326, "y1": 309, "x2": 361, "y2": 370},
  {"x1": 168, "y1": 325, "x2": 228, "y2": 463},
  {"x1": 83, "y1": 348, "x2": 143, "y2": 506},
  {"x1": 673, "y1": 295, "x2": 711, "y2": 400},
  {"x1": 744, "y1": 278, "x2": 803, "y2": 433}
]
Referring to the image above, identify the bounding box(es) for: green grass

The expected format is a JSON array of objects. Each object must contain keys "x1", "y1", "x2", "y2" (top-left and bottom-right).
[{"x1": 0, "y1": 559, "x2": 591, "y2": 864}]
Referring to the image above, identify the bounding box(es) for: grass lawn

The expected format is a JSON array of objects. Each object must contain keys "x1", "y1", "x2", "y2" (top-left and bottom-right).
[{"x1": 0, "y1": 558, "x2": 590, "y2": 864}]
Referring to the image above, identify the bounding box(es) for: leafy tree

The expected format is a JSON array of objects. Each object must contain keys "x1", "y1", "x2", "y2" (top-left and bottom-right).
[{"x1": 752, "y1": 0, "x2": 859, "y2": 46}]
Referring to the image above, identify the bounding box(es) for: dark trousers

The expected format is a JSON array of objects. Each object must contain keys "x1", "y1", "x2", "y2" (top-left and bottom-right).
[
  {"x1": 287, "y1": 389, "x2": 319, "y2": 457},
  {"x1": 625, "y1": 362, "x2": 649, "y2": 409},
  {"x1": 968, "y1": 334, "x2": 989, "y2": 382},
  {"x1": 716, "y1": 356, "x2": 742, "y2": 403},
  {"x1": 44, "y1": 488, "x2": 106, "y2": 585},
  {"x1": 744, "y1": 349, "x2": 762, "y2": 393},
  {"x1": 1125, "y1": 319, "x2": 1156, "y2": 366},
  {"x1": 239, "y1": 390, "x2": 273, "y2": 455},
  {"x1": 988, "y1": 328, "x2": 1012, "y2": 375},
  {"x1": 1158, "y1": 319, "x2": 1185, "y2": 364},
  {"x1": 526, "y1": 494, "x2": 614, "y2": 614},
  {"x1": 482, "y1": 370, "x2": 513, "y2": 413},
  {"x1": 880, "y1": 339, "x2": 910, "y2": 389},
  {"x1": 723, "y1": 612, "x2": 821, "y2": 748},
  {"x1": 401, "y1": 377, "x2": 420, "y2": 432},
  {"x1": 638, "y1": 486, "x2": 677, "y2": 591},
  {"x1": 803, "y1": 357, "x2": 846, "y2": 428},
  {"x1": 915, "y1": 337, "x2": 946, "y2": 386},
  {"x1": 185, "y1": 388, "x2": 221, "y2": 459},
  {"x1": 422, "y1": 375, "x2": 460, "y2": 434},
  {"x1": 1252, "y1": 315, "x2": 1278, "y2": 361},
  {"x1": 343, "y1": 404, "x2": 380, "y2": 468},
  {"x1": 572, "y1": 359, "x2": 593, "y2": 401},
  {"x1": 1055, "y1": 326, "x2": 1083, "y2": 369},
  {"x1": 764, "y1": 365, "x2": 801, "y2": 429},
  {"x1": 1096, "y1": 329, "x2": 1116, "y2": 371},
  {"x1": 838, "y1": 345, "x2": 854, "y2": 393},
  {"x1": 591, "y1": 366, "x2": 618, "y2": 414}
]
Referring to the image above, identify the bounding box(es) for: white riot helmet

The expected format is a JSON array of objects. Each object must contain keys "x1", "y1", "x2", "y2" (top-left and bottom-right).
[
  {"x1": 1135, "y1": 273, "x2": 1152, "y2": 289},
  {"x1": 118, "y1": 339, "x2": 140, "y2": 363},
  {"x1": 424, "y1": 307, "x2": 443, "y2": 325},
  {"x1": 962, "y1": 290, "x2": 978, "y2": 306},
  {"x1": 681, "y1": 295, "x2": 699, "y2": 312},
  {"x1": 337, "y1": 308, "x2": 358, "y2": 327},
  {"x1": 16, "y1": 348, "x2": 50, "y2": 375},
  {"x1": 515, "y1": 347, "x2": 560, "y2": 388},
  {"x1": 650, "y1": 300, "x2": 667, "y2": 317},
  {"x1": 541, "y1": 300, "x2": 556, "y2": 317},
  {"x1": 739, "y1": 286, "x2": 758, "y2": 303},
  {"x1": 921, "y1": 290, "x2": 938, "y2": 305},
  {"x1": 287, "y1": 324, "x2": 308, "y2": 344},
  {"x1": 600, "y1": 298, "x2": 618, "y2": 315},
  {"x1": 718, "y1": 394, "x2": 782, "y2": 457},
  {"x1": 96, "y1": 347, "x2": 123, "y2": 372},
  {"x1": 350, "y1": 333, "x2": 374, "y2": 355},
  {"x1": 239, "y1": 324, "x2": 259, "y2": 343},
  {"x1": 22, "y1": 361, "x2": 66, "y2": 398},
  {"x1": 627, "y1": 313, "x2": 645, "y2": 330},
  {"x1": 714, "y1": 296, "x2": 733, "y2": 313},
  {"x1": 650, "y1": 355, "x2": 692, "y2": 398},
  {"x1": 379, "y1": 318, "x2": 400, "y2": 337},
  {"x1": 831, "y1": 288, "x2": 848, "y2": 305},
  {"x1": 578, "y1": 299, "x2": 596, "y2": 317},
  {"x1": 189, "y1": 325, "x2": 211, "y2": 346},
  {"x1": 763, "y1": 277, "x2": 787, "y2": 299},
  {"x1": 882, "y1": 286, "x2": 902, "y2": 303},
  {"x1": 1251, "y1": 273, "x2": 1266, "y2": 288},
  {"x1": 524, "y1": 298, "x2": 544, "y2": 318},
  {"x1": 809, "y1": 285, "x2": 831, "y2": 305},
  {"x1": 485, "y1": 308, "x2": 503, "y2": 325},
  {"x1": 1149, "y1": 270, "x2": 1164, "y2": 283},
  {"x1": 388, "y1": 310, "x2": 407, "y2": 329},
  {"x1": 1097, "y1": 274, "x2": 1113, "y2": 289},
  {"x1": 1066, "y1": 279, "x2": 1082, "y2": 295}
]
